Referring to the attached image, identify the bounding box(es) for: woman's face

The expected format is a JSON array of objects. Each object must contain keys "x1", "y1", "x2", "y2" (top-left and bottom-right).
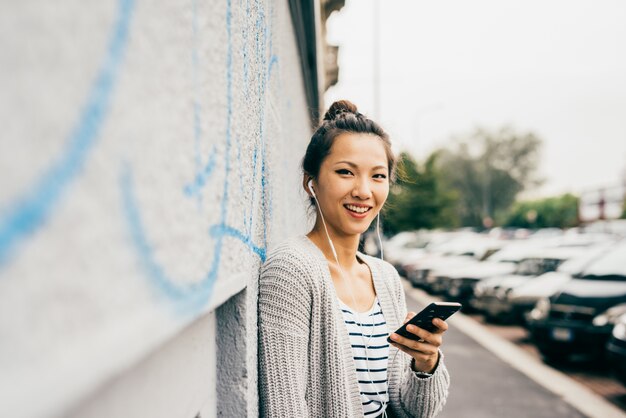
[{"x1": 309, "y1": 132, "x2": 390, "y2": 237}]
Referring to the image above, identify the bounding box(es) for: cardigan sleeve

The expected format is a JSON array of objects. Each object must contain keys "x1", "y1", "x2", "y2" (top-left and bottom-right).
[
  {"x1": 258, "y1": 251, "x2": 312, "y2": 418},
  {"x1": 388, "y1": 265, "x2": 451, "y2": 418}
]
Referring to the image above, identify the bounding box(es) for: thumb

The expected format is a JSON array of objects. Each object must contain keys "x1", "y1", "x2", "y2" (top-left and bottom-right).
[{"x1": 404, "y1": 311, "x2": 416, "y2": 324}]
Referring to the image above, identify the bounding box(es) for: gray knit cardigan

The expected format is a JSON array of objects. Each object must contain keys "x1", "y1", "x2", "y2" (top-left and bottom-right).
[{"x1": 258, "y1": 235, "x2": 450, "y2": 417}]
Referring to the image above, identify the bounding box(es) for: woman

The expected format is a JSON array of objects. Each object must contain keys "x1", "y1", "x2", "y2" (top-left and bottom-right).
[{"x1": 258, "y1": 100, "x2": 450, "y2": 418}]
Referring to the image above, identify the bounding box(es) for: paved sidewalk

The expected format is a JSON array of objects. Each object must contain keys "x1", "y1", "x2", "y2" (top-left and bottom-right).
[{"x1": 403, "y1": 283, "x2": 605, "y2": 418}]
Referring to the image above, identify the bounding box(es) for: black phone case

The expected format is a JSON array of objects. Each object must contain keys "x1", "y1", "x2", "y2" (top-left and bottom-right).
[{"x1": 387, "y1": 302, "x2": 461, "y2": 343}]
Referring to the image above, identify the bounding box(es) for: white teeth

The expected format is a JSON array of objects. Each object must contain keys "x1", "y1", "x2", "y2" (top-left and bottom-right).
[{"x1": 345, "y1": 204, "x2": 370, "y2": 214}]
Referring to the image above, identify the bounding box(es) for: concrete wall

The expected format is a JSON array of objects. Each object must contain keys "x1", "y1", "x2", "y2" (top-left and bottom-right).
[{"x1": 0, "y1": 0, "x2": 312, "y2": 416}]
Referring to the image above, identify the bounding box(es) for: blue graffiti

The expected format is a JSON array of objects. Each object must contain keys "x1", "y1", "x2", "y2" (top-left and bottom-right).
[
  {"x1": 191, "y1": 0, "x2": 203, "y2": 208},
  {"x1": 242, "y1": 0, "x2": 250, "y2": 99},
  {"x1": 210, "y1": 223, "x2": 266, "y2": 260},
  {"x1": 183, "y1": 145, "x2": 217, "y2": 197},
  {"x1": 1, "y1": 0, "x2": 281, "y2": 317},
  {"x1": 121, "y1": 164, "x2": 263, "y2": 314},
  {"x1": 0, "y1": 0, "x2": 135, "y2": 268},
  {"x1": 121, "y1": 0, "x2": 279, "y2": 314},
  {"x1": 121, "y1": 165, "x2": 212, "y2": 313}
]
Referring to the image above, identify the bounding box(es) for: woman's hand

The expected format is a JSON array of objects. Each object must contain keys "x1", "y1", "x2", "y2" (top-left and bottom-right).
[{"x1": 388, "y1": 312, "x2": 448, "y2": 374}]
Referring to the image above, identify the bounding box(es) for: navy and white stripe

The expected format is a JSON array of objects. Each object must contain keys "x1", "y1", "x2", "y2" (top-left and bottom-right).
[{"x1": 338, "y1": 297, "x2": 389, "y2": 417}]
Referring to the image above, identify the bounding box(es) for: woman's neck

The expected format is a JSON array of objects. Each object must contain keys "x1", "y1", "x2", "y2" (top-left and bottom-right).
[{"x1": 306, "y1": 227, "x2": 362, "y2": 269}]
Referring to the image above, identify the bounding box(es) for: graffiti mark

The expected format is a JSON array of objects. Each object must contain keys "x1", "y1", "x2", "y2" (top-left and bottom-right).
[
  {"x1": 121, "y1": 164, "x2": 267, "y2": 314},
  {"x1": 189, "y1": 0, "x2": 204, "y2": 208},
  {"x1": 122, "y1": 165, "x2": 214, "y2": 313},
  {"x1": 183, "y1": 145, "x2": 217, "y2": 197},
  {"x1": 268, "y1": 55, "x2": 279, "y2": 81},
  {"x1": 0, "y1": 0, "x2": 135, "y2": 268},
  {"x1": 210, "y1": 223, "x2": 265, "y2": 260},
  {"x1": 242, "y1": 0, "x2": 250, "y2": 99},
  {"x1": 122, "y1": 0, "x2": 278, "y2": 313}
]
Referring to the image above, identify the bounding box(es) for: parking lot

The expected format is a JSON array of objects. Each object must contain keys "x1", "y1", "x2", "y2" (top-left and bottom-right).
[
  {"x1": 380, "y1": 222, "x2": 626, "y2": 416},
  {"x1": 404, "y1": 282, "x2": 626, "y2": 418},
  {"x1": 473, "y1": 311, "x2": 626, "y2": 412}
]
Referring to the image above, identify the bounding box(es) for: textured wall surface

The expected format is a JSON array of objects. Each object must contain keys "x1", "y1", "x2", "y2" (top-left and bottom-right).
[{"x1": 0, "y1": 0, "x2": 312, "y2": 416}]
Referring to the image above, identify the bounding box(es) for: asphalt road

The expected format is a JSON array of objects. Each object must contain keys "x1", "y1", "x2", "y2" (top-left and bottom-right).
[{"x1": 405, "y1": 293, "x2": 588, "y2": 418}]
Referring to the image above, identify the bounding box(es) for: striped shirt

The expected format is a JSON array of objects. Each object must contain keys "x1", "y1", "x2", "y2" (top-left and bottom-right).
[{"x1": 338, "y1": 296, "x2": 389, "y2": 417}]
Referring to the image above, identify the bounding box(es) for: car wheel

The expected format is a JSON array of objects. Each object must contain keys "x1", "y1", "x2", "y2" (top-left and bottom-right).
[
  {"x1": 540, "y1": 349, "x2": 567, "y2": 365},
  {"x1": 484, "y1": 312, "x2": 501, "y2": 324}
]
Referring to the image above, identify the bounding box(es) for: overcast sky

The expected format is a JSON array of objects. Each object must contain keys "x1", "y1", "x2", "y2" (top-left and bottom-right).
[{"x1": 325, "y1": 0, "x2": 626, "y2": 198}]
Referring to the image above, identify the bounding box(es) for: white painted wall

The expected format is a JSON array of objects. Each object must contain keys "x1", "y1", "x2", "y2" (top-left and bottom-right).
[
  {"x1": 0, "y1": 0, "x2": 312, "y2": 416},
  {"x1": 67, "y1": 312, "x2": 218, "y2": 418}
]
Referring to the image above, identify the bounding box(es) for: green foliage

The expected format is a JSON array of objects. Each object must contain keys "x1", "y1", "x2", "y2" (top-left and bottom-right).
[
  {"x1": 502, "y1": 193, "x2": 580, "y2": 229},
  {"x1": 382, "y1": 126, "x2": 544, "y2": 232},
  {"x1": 435, "y1": 126, "x2": 543, "y2": 227},
  {"x1": 383, "y1": 151, "x2": 457, "y2": 235}
]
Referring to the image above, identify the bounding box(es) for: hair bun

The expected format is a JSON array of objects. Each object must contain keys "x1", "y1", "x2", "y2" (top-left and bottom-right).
[{"x1": 323, "y1": 100, "x2": 359, "y2": 121}]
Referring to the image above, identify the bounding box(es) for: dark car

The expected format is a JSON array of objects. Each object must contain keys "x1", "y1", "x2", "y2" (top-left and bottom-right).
[
  {"x1": 528, "y1": 239, "x2": 626, "y2": 362},
  {"x1": 472, "y1": 253, "x2": 569, "y2": 323},
  {"x1": 607, "y1": 314, "x2": 626, "y2": 385}
]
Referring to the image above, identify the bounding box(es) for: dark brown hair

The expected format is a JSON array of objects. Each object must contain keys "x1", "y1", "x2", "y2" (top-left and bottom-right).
[{"x1": 301, "y1": 100, "x2": 397, "y2": 207}]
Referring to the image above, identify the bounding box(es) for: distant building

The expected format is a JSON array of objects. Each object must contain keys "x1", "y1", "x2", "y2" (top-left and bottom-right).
[{"x1": 579, "y1": 184, "x2": 626, "y2": 222}]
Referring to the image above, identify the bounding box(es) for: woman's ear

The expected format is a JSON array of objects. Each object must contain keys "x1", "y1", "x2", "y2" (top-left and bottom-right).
[{"x1": 303, "y1": 175, "x2": 314, "y2": 197}]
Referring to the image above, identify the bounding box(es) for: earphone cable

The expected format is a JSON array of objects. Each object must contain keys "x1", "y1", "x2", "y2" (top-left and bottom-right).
[
  {"x1": 309, "y1": 181, "x2": 394, "y2": 415},
  {"x1": 313, "y1": 198, "x2": 386, "y2": 406}
]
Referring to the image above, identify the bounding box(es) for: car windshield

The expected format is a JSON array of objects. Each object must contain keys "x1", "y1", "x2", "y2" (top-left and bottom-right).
[
  {"x1": 486, "y1": 249, "x2": 514, "y2": 262},
  {"x1": 557, "y1": 245, "x2": 612, "y2": 275},
  {"x1": 515, "y1": 258, "x2": 563, "y2": 276},
  {"x1": 580, "y1": 241, "x2": 626, "y2": 281},
  {"x1": 404, "y1": 237, "x2": 429, "y2": 249}
]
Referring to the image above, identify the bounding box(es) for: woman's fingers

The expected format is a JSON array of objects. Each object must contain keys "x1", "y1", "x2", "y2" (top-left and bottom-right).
[
  {"x1": 392, "y1": 341, "x2": 437, "y2": 364},
  {"x1": 432, "y1": 318, "x2": 449, "y2": 333},
  {"x1": 403, "y1": 314, "x2": 449, "y2": 334},
  {"x1": 405, "y1": 319, "x2": 447, "y2": 341},
  {"x1": 389, "y1": 330, "x2": 440, "y2": 353},
  {"x1": 391, "y1": 317, "x2": 449, "y2": 347}
]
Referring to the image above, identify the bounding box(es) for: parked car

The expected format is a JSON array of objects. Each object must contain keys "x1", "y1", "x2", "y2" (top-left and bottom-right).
[
  {"x1": 387, "y1": 230, "x2": 460, "y2": 277},
  {"x1": 409, "y1": 252, "x2": 478, "y2": 291},
  {"x1": 511, "y1": 243, "x2": 616, "y2": 326},
  {"x1": 528, "y1": 239, "x2": 626, "y2": 362},
  {"x1": 438, "y1": 258, "x2": 516, "y2": 305},
  {"x1": 438, "y1": 240, "x2": 554, "y2": 307},
  {"x1": 383, "y1": 231, "x2": 425, "y2": 276},
  {"x1": 583, "y1": 219, "x2": 626, "y2": 238},
  {"x1": 405, "y1": 234, "x2": 500, "y2": 291},
  {"x1": 471, "y1": 248, "x2": 581, "y2": 322},
  {"x1": 606, "y1": 313, "x2": 626, "y2": 385}
]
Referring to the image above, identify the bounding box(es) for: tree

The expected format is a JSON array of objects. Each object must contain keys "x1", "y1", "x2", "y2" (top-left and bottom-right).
[
  {"x1": 383, "y1": 151, "x2": 457, "y2": 235},
  {"x1": 503, "y1": 194, "x2": 580, "y2": 229},
  {"x1": 436, "y1": 126, "x2": 543, "y2": 227}
]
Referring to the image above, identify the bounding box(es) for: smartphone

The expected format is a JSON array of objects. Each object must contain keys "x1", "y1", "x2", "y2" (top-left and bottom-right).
[{"x1": 387, "y1": 302, "x2": 462, "y2": 343}]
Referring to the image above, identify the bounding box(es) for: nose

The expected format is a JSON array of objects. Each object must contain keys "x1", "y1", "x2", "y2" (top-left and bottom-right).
[{"x1": 352, "y1": 176, "x2": 373, "y2": 199}]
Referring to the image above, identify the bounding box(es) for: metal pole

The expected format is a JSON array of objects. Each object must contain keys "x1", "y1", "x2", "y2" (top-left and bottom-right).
[{"x1": 373, "y1": 0, "x2": 380, "y2": 120}]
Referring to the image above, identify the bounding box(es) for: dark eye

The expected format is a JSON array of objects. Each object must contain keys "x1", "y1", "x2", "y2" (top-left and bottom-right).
[
  {"x1": 374, "y1": 174, "x2": 387, "y2": 179},
  {"x1": 336, "y1": 169, "x2": 352, "y2": 175}
]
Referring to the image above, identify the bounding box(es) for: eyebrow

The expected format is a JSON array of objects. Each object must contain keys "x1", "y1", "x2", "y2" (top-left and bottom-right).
[{"x1": 334, "y1": 161, "x2": 388, "y2": 170}]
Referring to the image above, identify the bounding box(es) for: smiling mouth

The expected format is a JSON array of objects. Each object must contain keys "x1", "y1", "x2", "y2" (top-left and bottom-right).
[{"x1": 344, "y1": 204, "x2": 372, "y2": 214}]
